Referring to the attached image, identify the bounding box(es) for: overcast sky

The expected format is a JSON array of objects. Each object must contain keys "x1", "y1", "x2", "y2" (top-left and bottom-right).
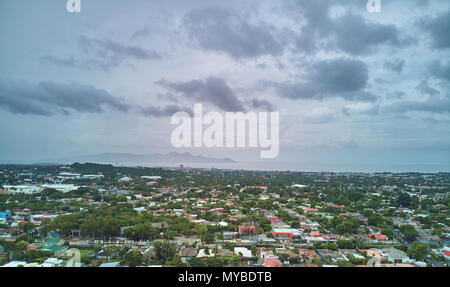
[{"x1": 0, "y1": 0, "x2": 449, "y2": 171}]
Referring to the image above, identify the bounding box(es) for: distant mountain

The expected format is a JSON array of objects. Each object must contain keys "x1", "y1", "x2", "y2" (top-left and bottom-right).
[{"x1": 56, "y1": 152, "x2": 235, "y2": 164}]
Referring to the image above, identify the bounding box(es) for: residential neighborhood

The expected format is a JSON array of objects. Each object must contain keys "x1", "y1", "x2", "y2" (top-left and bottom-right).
[{"x1": 0, "y1": 163, "x2": 448, "y2": 267}]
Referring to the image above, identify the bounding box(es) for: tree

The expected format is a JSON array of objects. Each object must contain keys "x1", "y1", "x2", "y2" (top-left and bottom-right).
[
  {"x1": 400, "y1": 225, "x2": 418, "y2": 241},
  {"x1": 337, "y1": 240, "x2": 354, "y2": 249},
  {"x1": 407, "y1": 243, "x2": 429, "y2": 261},
  {"x1": 123, "y1": 250, "x2": 143, "y2": 267},
  {"x1": 189, "y1": 257, "x2": 206, "y2": 267},
  {"x1": 381, "y1": 228, "x2": 393, "y2": 239},
  {"x1": 153, "y1": 241, "x2": 177, "y2": 265},
  {"x1": 20, "y1": 222, "x2": 35, "y2": 237},
  {"x1": 324, "y1": 243, "x2": 338, "y2": 251},
  {"x1": 206, "y1": 257, "x2": 223, "y2": 267}
]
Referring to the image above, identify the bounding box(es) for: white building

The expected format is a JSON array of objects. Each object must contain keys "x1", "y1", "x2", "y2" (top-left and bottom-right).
[
  {"x1": 141, "y1": 176, "x2": 161, "y2": 180},
  {"x1": 41, "y1": 184, "x2": 78, "y2": 193},
  {"x1": 2, "y1": 185, "x2": 43, "y2": 194},
  {"x1": 234, "y1": 247, "x2": 252, "y2": 258}
]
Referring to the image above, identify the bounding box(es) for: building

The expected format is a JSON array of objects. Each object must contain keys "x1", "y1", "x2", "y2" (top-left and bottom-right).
[
  {"x1": 2, "y1": 185, "x2": 42, "y2": 194},
  {"x1": 141, "y1": 176, "x2": 161, "y2": 180},
  {"x1": 432, "y1": 246, "x2": 450, "y2": 261},
  {"x1": 272, "y1": 228, "x2": 302, "y2": 241},
  {"x1": 39, "y1": 245, "x2": 68, "y2": 256},
  {"x1": 0, "y1": 211, "x2": 11, "y2": 219},
  {"x1": 234, "y1": 247, "x2": 252, "y2": 258},
  {"x1": 1, "y1": 261, "x2": 28, "y2": 267},
  {"x1": 368, "y1": 233, "x2": 387, "y2": 242},
  {"x1": 381, "y1": 248, "x2": 412, "y2": 264},
  {"x1": 264, "y1": 259, "x2": 283, "y2": 267},
  {"x1": 179, "y1": 247, "x2": 197, "y2": 262},
  {"x1": 223, "y1": 232, "x2": 238, "y2": 240}
]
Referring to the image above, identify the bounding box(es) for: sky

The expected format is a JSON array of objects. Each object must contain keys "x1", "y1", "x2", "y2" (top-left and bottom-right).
[{"x1": 0, "y1": 0, "x2": 449, "y2": 172}]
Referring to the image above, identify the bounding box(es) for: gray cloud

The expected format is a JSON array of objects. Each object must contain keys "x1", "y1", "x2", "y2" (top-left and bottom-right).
[
  {"x1": 249, "y1": 98, "x2": 275, "y2": 112},
  {"x1": 332, "y1": 13, "x2": 405, "y2": 55},
  {"x1": 130, "y1": 27, "x2": 151, "y2": 40},
  {"x1": 157, "y1": 77, "x2": 246, "y2": 112},
  {"x1": 183, "y1": 6, "x2": 285, "y2": 59},
  {"x1": 384, "y1": 59, "x2": 405, "y2": 74},
  {"x1": 40, "y1": 55, "x2": 77, "y2": 68},
  {"x1": 41, "y1": 36, "x2": 161, "y2": 71},
  {"x1": 342, "y1": 103, "x2": 379, "y2": 116},
  {"x1": 386, "y1": 97, "x2": 450, "y2": 114},
  {"x1": 302, "y1": 107, "x2": 336, "y2": 124},
  {"x1": 77, "y1": 36, "x2": 161, "y2": 71},
  {"x1": 415, "y1": 79, "x2": 440, "y2": 96},
  {"x1": 0, "y1": 80, "x2": 129, "y2": 116},
  {"x1": 140, "y1": 104, "x2": 193, "y2": 117},
  {"x1": 430, "y1": 61, "x2": 450, "y2": 82},
  {"x1": 276, "y1": 58, "x2": 374, "y2": 101},
  {"x1": 420, "y1": 10, "x2": 450, "y2": 50},
  {"x1": 292, "y1": 1, "x2": 408, "y2": 55}
]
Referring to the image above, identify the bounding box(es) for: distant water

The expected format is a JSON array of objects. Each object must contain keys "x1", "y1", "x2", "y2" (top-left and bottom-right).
[{"x1": 123, "y1": 161, "x2": 450, "y2": 173}]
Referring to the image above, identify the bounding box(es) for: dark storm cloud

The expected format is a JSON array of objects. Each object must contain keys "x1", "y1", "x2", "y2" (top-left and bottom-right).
[
  {"x1": 156, "y1": 77, "x2": 246, "y2": 112},
  {"x1": 0, "y1": 80, "x2": 129, "y2": 116},
  {"x1": 420, "y1": 10, "x2": 450, "y2": 50},
  {"x1": 183, "y1": 6, "x2": 285, "y2": 59},
  {"x1": 384, "y1": 59, "x2": 405, "y2": 74},
  {"x1": 140, "y1": 104, "x2": 193, "y2": 117},
  {"x1": 291, "y1": 1, "x2": 408, "y2": 55},
  {"x1": 276, "y1": 58, "x2": 374, "y2": 101}
]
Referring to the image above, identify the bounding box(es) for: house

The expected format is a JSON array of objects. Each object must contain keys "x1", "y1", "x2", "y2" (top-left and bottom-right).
[
  {"x1": 118, "y1": 176, "x2": 132, "y2": 182},
  {"x1": 298, "y1": 248, "x2": 319, "y2": 262},
  {"x1": 39, "y1": 245, "x2": 68, "y2": 256},
  {"x1": 197, "y1": 249, "x2": 214, "y2": 258},
  {"x1": 264, "y1": 259, "x2": 283, "y2": 267},
  {"x1": 216, "y1": 249, "x2": 234, "y2": 257},
  {"x1": 234, "y1": 247, "x2": 252, "y2": 258},
  {"x1": 368, "y1": 234, "x2": 386, "y2": 242},
  {"x1": 0, "y1": 211, "x2": 11, "y2": 219},
  {"x1": 1, "y1": 261, "x2": 28, "y2": 267},
  {"x1": 223, "y1": 232, "x2": 238, "y2": 240},
  {"x1": 432, "y1": 246, "x2": 450, "y2": 261},
  {"x1": 179, "y1": 247, "x2": 197, "y2": 262},
  {"x1": 381, "y1": 248, "x2": 412, "y2": 264},
  {"x1": 44, "y1": 238, "x2": 65, "y2": 246},
  {"x1": 41, "y1": 258, "x2": 65, "y2": 267},
  {"x1": 316, "y1": 249, "x2": 347, "y2": 262}
]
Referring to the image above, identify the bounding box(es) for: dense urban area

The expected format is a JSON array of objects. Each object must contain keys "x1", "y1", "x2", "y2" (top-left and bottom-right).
[{"x1": 0, "y1": 163, "x2": 449, "y2": 267}]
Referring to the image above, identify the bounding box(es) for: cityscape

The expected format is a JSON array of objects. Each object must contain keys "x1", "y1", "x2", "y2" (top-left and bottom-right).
[
  {"x1": 0, "y1": 0, "x2": 449, "y2": 273},
  {"x1": 0, "y1": 163, "x2": 448, "y2": 267}
]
